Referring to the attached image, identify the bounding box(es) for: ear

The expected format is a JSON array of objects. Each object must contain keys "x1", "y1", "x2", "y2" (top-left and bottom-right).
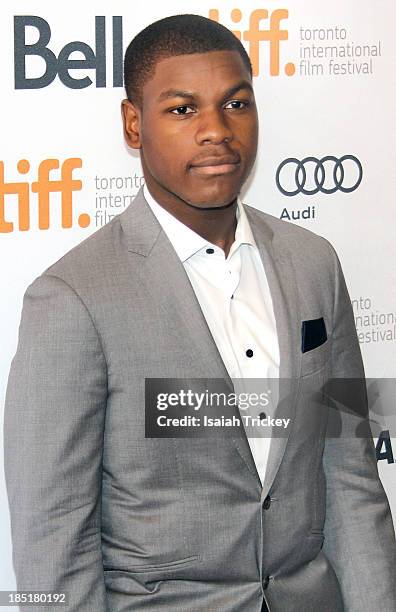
[{"x1": 121, "y1": 99, "x2": 142, "y2": 149}]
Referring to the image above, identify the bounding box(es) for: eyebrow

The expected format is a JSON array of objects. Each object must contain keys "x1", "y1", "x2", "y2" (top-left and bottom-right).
[{"x1": 157, "y1": 80, "x2": 254, "y2": 103}]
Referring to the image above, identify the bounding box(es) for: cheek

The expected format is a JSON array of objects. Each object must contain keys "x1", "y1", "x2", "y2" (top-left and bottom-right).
[
  {"x1": 239, "y1": 114, "x2": 258, "y2": 145},
  {"x1": 141, "y1": 137, "x2": 188, "y2": 185},
  {"x1": 241, "y1": 130, "x2": 258, "y2": 165},
  {"x1": 143, "y1": 135, "x2": 192, "y2": 177},
  {"x1": 243, "y1": 119, "x2": 258, "y2": 143}
]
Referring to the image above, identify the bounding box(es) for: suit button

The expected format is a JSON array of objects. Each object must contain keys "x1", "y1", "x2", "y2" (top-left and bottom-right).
[
  {"x1": 263, "y1": 495, "x2": 271, "y2": 510},
  {"x1": 263, "y1": 575, "x2": 270, "y2": 590}
]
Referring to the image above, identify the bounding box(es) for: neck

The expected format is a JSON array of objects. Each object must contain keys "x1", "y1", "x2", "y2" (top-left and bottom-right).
[{"x1": 144, "y1": 182, "x2": 238, "y2": 258}]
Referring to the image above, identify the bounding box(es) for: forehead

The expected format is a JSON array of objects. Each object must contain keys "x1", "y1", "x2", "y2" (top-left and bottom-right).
[{"x1": 142, "y1": 50, "x2": 252, "y2": 100}]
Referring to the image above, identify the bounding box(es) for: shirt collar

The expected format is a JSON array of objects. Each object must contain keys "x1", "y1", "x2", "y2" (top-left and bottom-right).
[{"x1": 143, "y1": 183, "x2": 257, "y2": 263}]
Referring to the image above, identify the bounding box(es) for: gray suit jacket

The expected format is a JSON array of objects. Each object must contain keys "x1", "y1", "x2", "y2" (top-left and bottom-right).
[{"x1": 4, "y1": 188, "x2": 396, "y2": 611}]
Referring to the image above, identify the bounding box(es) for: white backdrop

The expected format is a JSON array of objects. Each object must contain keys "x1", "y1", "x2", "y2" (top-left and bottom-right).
[{"x1": 1, "y1": 1, "x2": 395, "y2": 604}]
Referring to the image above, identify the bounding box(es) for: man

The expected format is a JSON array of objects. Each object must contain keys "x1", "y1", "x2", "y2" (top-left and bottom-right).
[{"x1": 4, "y1": 13, "x2": 396, "y2": 612}]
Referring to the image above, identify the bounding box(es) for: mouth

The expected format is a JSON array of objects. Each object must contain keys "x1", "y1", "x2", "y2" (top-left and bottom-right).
[{"x1": 189, "y1": 155, "x2": 241, "y2": 176}]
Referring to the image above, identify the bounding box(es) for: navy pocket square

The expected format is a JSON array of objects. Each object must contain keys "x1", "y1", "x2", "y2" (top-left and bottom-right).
[{"x1": 301, "y1": 318, "x2": 327, "y2": 353}]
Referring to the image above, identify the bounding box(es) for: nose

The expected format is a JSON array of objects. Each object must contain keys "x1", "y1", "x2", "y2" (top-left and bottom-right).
[{"x1": 195, "y1": 107, "x2": 233, "y2": 145}]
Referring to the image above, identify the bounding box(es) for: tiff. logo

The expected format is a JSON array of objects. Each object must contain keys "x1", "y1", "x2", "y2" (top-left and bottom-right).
[
  {"x1": 209, "y1": 8, "x2": 295, "y2": 77},
  {"x1": 0, "y1": 159, "x2": 88, "y2": 232}
]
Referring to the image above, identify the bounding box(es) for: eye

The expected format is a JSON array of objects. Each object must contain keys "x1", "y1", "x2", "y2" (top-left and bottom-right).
[
  {"x1": 225, "y1": 100, "x2": 249, "y2": 110},
  {"x1": 170, "y1": 105, "x2": 194, "y2": 115}
]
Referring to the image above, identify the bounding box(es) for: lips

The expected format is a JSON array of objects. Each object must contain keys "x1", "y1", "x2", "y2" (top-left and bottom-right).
[{"x1": 189, "y1": 154, "x2": 241, "y2": 176}]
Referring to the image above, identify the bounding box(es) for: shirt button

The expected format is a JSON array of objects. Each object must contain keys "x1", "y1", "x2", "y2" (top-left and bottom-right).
[
  {"x1": 263, "y1": 575, "x2": 270, "y2": 590},
  {"x1": 259, "y1": 411, "x2": 266, "y2": 421},
  {"x1": 263, "y1": 495, "x2": 271, "y2": 510},
  {"x1": 206, "y1": 248, "x2": 214, "y2": 254},
  {"x1": 246, "y1": 349, "x2": 254, "y2": 358}
]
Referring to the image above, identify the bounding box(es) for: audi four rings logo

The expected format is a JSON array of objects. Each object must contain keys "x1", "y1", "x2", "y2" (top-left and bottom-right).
[{"x1": 276, "y1": 155, "x2": 363, "y2": 196}]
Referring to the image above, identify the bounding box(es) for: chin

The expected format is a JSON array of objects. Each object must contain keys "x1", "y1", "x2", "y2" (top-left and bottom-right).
[
  {"x1": 186, "y1": 197, "x2": 237, "y2": 210},
  {"x1": 185, "y1": 187, "x2": 240, "y2": 209}
]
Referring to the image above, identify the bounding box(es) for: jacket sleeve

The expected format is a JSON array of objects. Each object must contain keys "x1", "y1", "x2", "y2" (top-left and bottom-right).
[
  {"x1": 322, "y1": 247, "x2": 396, "y2": 611},
  {"x1": 4, "y1": 274, "x2": 108, "y2": 611}
]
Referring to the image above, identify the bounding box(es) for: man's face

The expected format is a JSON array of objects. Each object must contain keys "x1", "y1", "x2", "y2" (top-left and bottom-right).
[{"x1": 122, "y1": 50, "x2": 258, "y2": 210}]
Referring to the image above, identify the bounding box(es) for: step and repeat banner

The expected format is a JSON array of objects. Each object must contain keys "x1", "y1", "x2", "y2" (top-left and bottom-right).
[{"x1": 1, "y1": 0, "x2": 395, "y2": 601}]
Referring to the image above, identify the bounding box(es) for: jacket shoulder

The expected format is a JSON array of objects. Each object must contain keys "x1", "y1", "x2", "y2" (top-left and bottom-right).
[
  {"x1": 19, "y1": 215, "x2": 126, "y2": 302},
  {"x1": 40, "y1": 215, "x2": 124, "y2": 283}
]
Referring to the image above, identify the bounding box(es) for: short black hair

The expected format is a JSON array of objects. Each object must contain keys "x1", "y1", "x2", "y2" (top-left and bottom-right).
[{"x1": 124, "y1": 14, "x2": 252, "y2": 107}]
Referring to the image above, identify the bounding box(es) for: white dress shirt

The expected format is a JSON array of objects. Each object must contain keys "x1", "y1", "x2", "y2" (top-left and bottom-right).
[{"x1": 143, "y1": 184, "x2": 280, "y2": 485}]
